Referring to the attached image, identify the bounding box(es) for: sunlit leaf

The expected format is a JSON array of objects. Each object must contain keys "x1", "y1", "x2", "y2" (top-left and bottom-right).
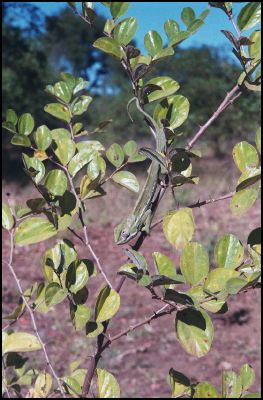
[
  {"x1": 14, "y1": 217, "x2": 57, "y2": 245},
  {"x1": 95, "y1": 286, "x2": 120, "y2": 323},
  {"x1": 163, "y1": 208, "x2": 195, "y2": 250},
  {"x1": 97, "y1": 368, "x2": 120, "y2": 398}
]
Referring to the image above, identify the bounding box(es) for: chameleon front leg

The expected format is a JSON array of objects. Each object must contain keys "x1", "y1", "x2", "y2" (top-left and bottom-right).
[{"x1": 141, "y1": 208, "x2": 153, "y2": 234}]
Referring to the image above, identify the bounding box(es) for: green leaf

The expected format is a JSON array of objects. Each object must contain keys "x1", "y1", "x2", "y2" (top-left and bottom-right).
[
  {"x1": 239, "y1": 364, "x2": 255, "y2": 391},
  {"x1": 2, "y1": 203, "x2": 14, "y2": 230},
  {"x1": 153, "y1": 46, "x2": 174, "y2": 61},
  {"x1": 170, "y1": 31, "x2": 191, "y2": 46},
  {"x1": 18, "y1": 113, "x2": 34, "y2": 136},
  {"x1": 51, "y1": 128, "x2": 71, "y2": 141},
  {"x1": 87, "y1": 155, "x2": 106, "y2": 180},
  {"x1": 110, "y1": 2, "x2": 129, "y2": 18},
  {"x1": 63, "y1": 376, "x2": 82, "y2": 396},
  {"x1": 145, "y1": 76, "x2": 180, "y2": 103},
  {"x1": 167, "y1": 368, "x2": 190, "y2": 398},
  {"x1": 181, "y1": 7, "x2": 196, "y2": 27},
  {"x1": 34, "y1": 372, "x2": 53, "y2": 398},
  {"x1": 154, "y1": 95, "x2": 190, "y2": 129},
  {"x1": 114, "y1": 17, "x2": 138, "y2": 45},
  {"x1": 11, "y1": 134, "x2": 31, "y2": 147},
  {"x1": 125, "y1": 248, "x2": 147, "y2": 271},
  {"x1": 237, "y1": 2, "x2": 261, "y2": 31},
  {"x1": 44, "y1": 103, "x2": 71, "y2": 123},
  {"x1": 70, "y1": 303, "x2": 90, "y2": 331},
  {"x1": 97, "y1": 368, "x2": 120, "y2": 398},
  {"x1": 34, "y1": 125, "x2": 52, "y2": 151},
  {"x1": 45, "y1": 283, "x2": 68, "y2": 307},
  {"x1": 163, "y1": 208, "x2": 195, "y2": 250},
  {"x1": 22, "y1": 154, "x2": 45, "y2": 184},
  {"x1": 230, "y1": 188, "x2": 259, "y2": 217},
  {"x1": 222, "y1": 370, "x2": 243, "y2": 398},
  {"x1": 153, "y1": 252, "x2": 177, "y2": 280},
  {"x1": 112, "y1": 171, "x2": 139, "y2": 192},
  {"x1": 2, "y1": 121, "x2": 17, "y2": 134},
  {"x1": 255, "y1": 127, "x2": 261, "y2": 154},
  {"x1": 53, "y1": 138, "x2": 76, "y2": 166},
  {"x1": 214, "y1": 233, "x2": 244, "y2": 269},
  {"x1": 66, "y1": 260, "x2": 90, "y2": 294},
  {"x1": 236, "y1": 167, "x2": 261, "y2": 191},
  {"x1": 53, "y1": 81, "x2": 72, "y2": 103},
  {"x1": 193, "y1": 381, "x2": 218, "y2": 398},
  {"x1": 80, "y1": 175, "x2": 105, "y2": 200},
  {"x1": 187, "y1": 19, "x2": 205, "y2": 34},
  {"x1": 123, "y1": 140, "x2": 137, "y2": 156},
  {"x1": 164, "y1": 19, "x2": 180, "y2": 41},
  {"x1": 42, "y1": 239, "x2": 77, "y2": 282},
  {"x1": 71, "y1": 96, "x2": 93, "y2": 116},
  {"x1": 203, "y1": 268, "x2": 240, "y2": 293},
  {"x1": 44, "y1": 169, "x2": 68, "y2": 196},
  {"x1": 175, "y1": 309, "x2": 214, "y2": 357},
  {"x1": 14, "y1": 217, "x2": 57, "y2": 245},
  {"x1": 3, "y1": 332, "x2": 41, "y2": 354},
  {"x1": 95, "y1": 286, "x2": 120, "y2": 323},
  {"x1": 6, "y1": 109, "x2": 18, "y2": 125},
  {"x1": 249, "y1": 30, "x2": 261, "y2": 62},
  {"x1": 188, "y1": 287, "x2": 226, "y2": 313},
  {"x1": 243, "y1": 393, "x2": 261, "y2": 398},
  {"x1": 106, "y1": 143, "x2": 124, "y2": 167},
  {"x1": 233, "y1": 141, "x2": 259, "y2": 172},
  {"x1": 144, "y1": 30, "x2": 163, "y2": 57},
  {"x1": 93, "y1": 37, "x2": 122, "y2": 58},
  {"x1": 226, "y1": 277, "x2": 247, "y2": 294},
  {"x1": 77, "y1": 140, "x2": 105, "y2": 153},
  {"x1": 68, "y1": 149, "x2": 96, "y2": 177},
  {"x1": 86, "y1": 321, "x2": 104, "y2": 338},
  {"x1": 180, "y1": 242, "x2": 209, "y2": 286}
]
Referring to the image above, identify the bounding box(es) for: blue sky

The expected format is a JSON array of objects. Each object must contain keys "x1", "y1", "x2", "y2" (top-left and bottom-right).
[{"x1": 30, "y1": 2, "x2": 245, "y2": 55}]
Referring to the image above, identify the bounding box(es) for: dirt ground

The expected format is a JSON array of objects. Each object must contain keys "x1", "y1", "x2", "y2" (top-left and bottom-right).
[{"x1": 2, "y1": 157, "x2": 261, "y2": 398}]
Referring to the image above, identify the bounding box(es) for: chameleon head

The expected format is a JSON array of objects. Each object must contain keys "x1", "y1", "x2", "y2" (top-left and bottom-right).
[{"x1": 114, "y1": 216, "x2": 137, "y2": 245}]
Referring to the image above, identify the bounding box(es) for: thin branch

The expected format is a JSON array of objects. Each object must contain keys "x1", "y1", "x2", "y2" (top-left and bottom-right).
[
  {"x1": 102, "y1": 304, "x2": 173, "y2": 350},
  {"x1": 79, "y1": 208, "x2": 113, "y2": 288},
  {"x1": 100, "y1": 160, "x2": 130, "y2": 186},
  {"x1": 5, "y1": 230, "x2": 66, "y2": 398},
  {"x1": 150, "y1": 190, "x2": 235, "y2": 230},
  {"x1": 185, "y1": 85, "x2": 241, "y2": 151}
]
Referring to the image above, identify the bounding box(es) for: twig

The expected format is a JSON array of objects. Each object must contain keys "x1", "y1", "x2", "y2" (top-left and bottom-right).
[
  {"x1": 79, "y1": 208, "x2": 113, "y2": 288},
  {"x1": 150, "y1": 190, "x2": 236, "y2": 230},
  {"x1": 100, "y1": 160, "x2": 130, "y2": 186},
  {"x1": 185, "y1": 85, "x2": 241, "y2": 150},
  {"x1": 5, "y1": 230, "x2": 66, "y2": 398},
  {"x1": 102, "y1": 304, "x2": 173, "y2": 349}
]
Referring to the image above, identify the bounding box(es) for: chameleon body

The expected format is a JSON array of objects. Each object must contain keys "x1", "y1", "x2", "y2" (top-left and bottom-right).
[{"x1": 114, "y1": 97, "x2": 166, "y2": 244}]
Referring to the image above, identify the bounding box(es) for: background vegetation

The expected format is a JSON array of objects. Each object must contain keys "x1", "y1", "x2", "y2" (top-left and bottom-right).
[{"x1": 2, "y1": 2, "x2": 260, "y2": 183}]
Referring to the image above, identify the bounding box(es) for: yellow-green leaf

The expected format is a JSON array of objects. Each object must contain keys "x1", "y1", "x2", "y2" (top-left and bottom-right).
[
  {"x1": 18, "y1": 113, "x2": 34, "y2": 136},
  {"x1": 180, "y1": 242, "x2": 209, "y2": 285},
  {"x1": 204, "y1": 268, "x2": 240, "y2": 293},
  {"x1": 114, "y1": 17, "x2": 138, "y2": 45},
  {"x1": 44, "y1": 103, "x2": 71, "y2": 123},
  {"x1": 34, "y1": 372, "x2": 53, "y2": 398},
  {"x1": 230, "y1": 188, "x2": 259, "y2": 217},
  {"x1": 193, "y1": 381, "x2": 218, "y2": 398},
  {"x1": 175, "y1": 309, "x2": 214, "y2": 357},
  {"x1": 112, "y1": 171, "x2": 139, "y2": 193},
  {"x1": 34, "y1": 125, "x2": 52, "y2": 151},
  {"x1": 53, "y1": 138, "x2": 76, "y2": 166},
  {"x1": 154, "y1": 95, "x2": 190, "y2": 129},
  {"x1": 3, "y1": 332, "x2": 41, "y2": 354},
  {"x1": 2, "y1": 203, "x2": 14, "y2": 230},
  {"x1": 97, "y1": 368, "x2": 120, "y2": 398},
  {"x1": 144, "y1": 30, "x2": 163, "y2": 57},
  {"x1": 163, "y1": 208, "x2": 195, "y2": 250},
  {"x1": 233, "y1": 141, "x2": 259, "y2": 172},
  {"x1": 93, "y1": 37, "x2": 122, "y2": 58},
  {"x1": 95, "y1": 286, "x2": 120, "y2": 323},
  {"x1": 237, "y1": 2, "x2": 261, "y2": 31},
  {"x1": 214, "y1": 233, "x2": 244, "y2": 269},
  {"x1": 14, "y1": 217, "x2": 57, "y2": 245},
  {"x1": 44, "y1": 169, "x2": 68, "y2": 196},
  {"x1": 145, "y1": 76, "x2": 180, "y2": 103}
]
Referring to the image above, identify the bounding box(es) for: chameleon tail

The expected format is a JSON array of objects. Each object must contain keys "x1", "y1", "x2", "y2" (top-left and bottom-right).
[{"x1": 126, "y1": 97, "x2": 136, "y2": 123}]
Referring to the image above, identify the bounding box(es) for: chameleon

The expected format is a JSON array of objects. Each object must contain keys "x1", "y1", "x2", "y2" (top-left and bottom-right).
[{"x1": 114, "y1": 97, "x2": 167, "y2": 245}]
